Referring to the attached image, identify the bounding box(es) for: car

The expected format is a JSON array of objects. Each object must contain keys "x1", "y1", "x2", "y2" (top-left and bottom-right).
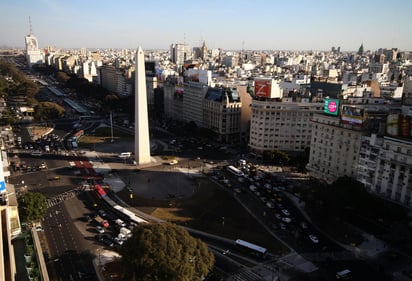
[
  {"x1": 309, "y1": 234, "x2": 319, "y2": 244},
  {"x1": 282, "y1": 217, "x2": 292, "y2": 223},
  {"x1": 96, "y1": 226, "x2": 105, "y2": 233},
  {"x1": 266, "y1": 202, "x2": 275, "y2": 209},
  {"x1": 94, "y1": 235, "x2": 104, "y2": 242},
  {"x1": 168, "y1": 159, "x2": 178, "y2": 165},
  {"x1": 279, "y1": 223, "x2": 286, "y2": 230},
  {"x1": 113, "y1": 237, "x2": 124, "y2": 245},
  {"x1": 275, "y1": 213, "x2": 281, "y2": 220},
  {"x1": 98, "y1": 210, "x2": 107, "y2": 218},
  {"x1": 300, "y1": 221, "x2": 308, "y2": 229},
  {"x1": 102, "y1": 239, "x2": 114, "y2": 247},
  {"x1": 115, "y1": 219, "x2": 126, "y2": 227},
  {"x1": 281, "y1": 209, "x2": 290, "y2": 216}
]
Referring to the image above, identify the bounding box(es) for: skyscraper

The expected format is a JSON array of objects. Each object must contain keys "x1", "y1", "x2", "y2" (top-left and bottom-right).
[
  {"x1": 24, "y1": 17, "x2": 44, "y2": 67},
  {"x1": 134, "y1": 47, "x2": 151, "y2": 165}
]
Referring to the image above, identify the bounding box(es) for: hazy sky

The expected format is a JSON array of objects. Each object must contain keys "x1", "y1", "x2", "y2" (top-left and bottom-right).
[{"x1": 1, "y1": 0, "x2": 411, "y2": 51}]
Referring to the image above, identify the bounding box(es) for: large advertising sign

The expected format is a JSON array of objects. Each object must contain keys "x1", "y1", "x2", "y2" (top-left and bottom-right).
[
  {"x1": 254, "y1": 79, "x2": 272, "y2": 98},
  {"x1": 386, "y1": 113, "x2": 412, "y2": 139},
  {"x1": 341, "y1": 106, "x2": 364, "y2": 126},
  {"x1": 323, "y1": 98, "x2": 340, "y2": 116}
]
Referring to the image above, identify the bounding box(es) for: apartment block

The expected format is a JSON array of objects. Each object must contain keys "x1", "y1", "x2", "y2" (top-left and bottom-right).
[
  {"x1": 373, "y1": 137, "x2": 412, "y2": 204},
  {"x1": 306, "y1": 113, "x2": 363, "y2": 184},
  {"x1": 357, "y1": 133, "x2": 412, "y2": 206},
  {"x1": 249, "y1": 99, "x2": 323, "y2": 153},
  {"x1": 182, "y1": 81, "x2": 208, "y2": 126},
  {"x1": 203, "y1": 86, "x2": 242, "y2": 142}
]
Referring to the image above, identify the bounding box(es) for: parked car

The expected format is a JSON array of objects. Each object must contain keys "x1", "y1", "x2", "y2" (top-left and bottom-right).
[
  {"x1": 282, "y1": 217, "x2": 292, "y2": 223},
  {"x1": 281, "y1": 209, "x2": 290, "y2": 216},
  {"x1": 309, "y1": 234, "x2": 319, "y2": 244},
  {"x1": 96, "y1": 226, "x2": 105, "y2": 234}
]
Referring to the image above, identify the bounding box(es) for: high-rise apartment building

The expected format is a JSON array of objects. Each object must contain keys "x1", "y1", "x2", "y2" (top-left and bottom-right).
[
  {"x1": 357, "y1": 134, "x2": 412, "y2": 206},
  {"x1": 203, "y1": 86, "x2": 242, "y2": 142},
  {"x1": 182, "y1": 81, "x2": 208, "y2": 126},
  {"x1": 170, "y1": 43, "x2": 192, "y2": 66},
  {"x1": 306, "y1": 113, "x2": 363, "y2": 184},
  {"x1": 24, "y1": 32, "x2": 44, "y2": 67},
  {"x1": 249, "y1": 99, "x2": 323, "y2": 153}
]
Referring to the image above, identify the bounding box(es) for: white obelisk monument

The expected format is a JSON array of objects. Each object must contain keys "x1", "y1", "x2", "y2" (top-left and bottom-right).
[{"x1": 134, "y1": 46, "x2": 151, "y2": 164}]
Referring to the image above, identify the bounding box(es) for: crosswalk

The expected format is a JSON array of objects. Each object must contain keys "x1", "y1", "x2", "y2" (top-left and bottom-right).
[
  {"x1": 228, "y1": 268, "x2": 266, "y2": 281},
  {"x1": 46, "y1": 188, "x2": 84, "y2": 208}
]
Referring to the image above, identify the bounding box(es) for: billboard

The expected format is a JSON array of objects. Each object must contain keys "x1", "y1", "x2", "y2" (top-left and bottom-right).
[
  {"x1": 341, "y1": 106, "x2": 364, "y2": 126},
  {"x1": 323, "y1": 98, "x2": 340, "y2": 116},
  {"x1": 254, "y1": 79, "x2": 273, "y2": 98},
  {"x1": 386, "y1": 114, "x2": 412, "y2": 139},
  {"x1": 0, "y1": 181, "x2": 5, "y2": 193}
]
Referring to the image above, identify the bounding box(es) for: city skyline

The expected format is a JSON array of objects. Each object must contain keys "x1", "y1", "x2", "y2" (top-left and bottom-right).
[{"x1": 1, "y1": 0, "x2": 412, "y2": 52}]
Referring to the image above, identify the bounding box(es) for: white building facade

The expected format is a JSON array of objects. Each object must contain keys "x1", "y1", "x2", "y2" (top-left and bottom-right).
[
  {"x1": 25, "y1": 34, "x2": 44, "y2": 67},
  {"x1": 249, "y1": 99, "x2": 323, "y2": 153},
  {"x1": 306, "y1": 114, "x2": 364, "y2": 184}
]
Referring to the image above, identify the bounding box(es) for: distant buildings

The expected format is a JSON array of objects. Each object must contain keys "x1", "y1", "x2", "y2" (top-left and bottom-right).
[{"x1": 22, "y1": 34, "x2": 412, "y2": 207}]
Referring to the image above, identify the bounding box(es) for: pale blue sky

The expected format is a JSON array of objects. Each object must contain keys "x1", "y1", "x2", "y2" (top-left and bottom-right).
[{"x1": 1, "y1": 0, "x2": 411, "y2": 51}]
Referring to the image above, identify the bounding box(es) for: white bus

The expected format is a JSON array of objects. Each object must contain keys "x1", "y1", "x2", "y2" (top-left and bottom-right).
[
  {"x1": 234, "y1": 239, "x2": 267, "y2": 258},
  {"x1": 227, "y1": 165, "x2": 244, "y2": 177}
]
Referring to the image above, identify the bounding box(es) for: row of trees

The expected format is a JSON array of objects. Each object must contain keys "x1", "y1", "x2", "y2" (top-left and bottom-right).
[
  {"x1": 0, "y1": 58, "x2": 65, "y2": 123},
  {"x1": 262, "y1": 148, "x2": 310, "y2": 172}
]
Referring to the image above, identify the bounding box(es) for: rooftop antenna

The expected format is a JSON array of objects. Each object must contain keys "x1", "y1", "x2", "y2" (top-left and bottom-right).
[{"x1": 29, "y1": 16, "x2": 33, "y2": 35}]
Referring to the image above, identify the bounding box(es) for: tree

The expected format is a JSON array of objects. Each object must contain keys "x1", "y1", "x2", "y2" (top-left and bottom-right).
[
  {"x1": 34, "y1": 101, "x2": 65, "y2": 121},
  {"x1": 55, "y1": 71, "x2": 71, "y2": 84},
  {"x1": 0, "y1": 107, "x2": 19, "y2": 125},
  {"x1": 18, "y1": 192, "x2": 47, "y2": 223},
  {"x1": 120, "y1": 223, "x2": 214, "y2": 281}
]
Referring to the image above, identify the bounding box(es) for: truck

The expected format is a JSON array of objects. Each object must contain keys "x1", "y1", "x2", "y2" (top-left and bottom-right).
[{"x1": 95, "y1": 215, "x2": 109, "y2": 228}]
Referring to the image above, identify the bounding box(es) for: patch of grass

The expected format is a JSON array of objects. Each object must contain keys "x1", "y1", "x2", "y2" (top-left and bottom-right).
[
  {"x1": 78, "y1": 127, "x2": 133, "y2": 147},
  {"x1": 118, "y1": 177, "x2": 289, "y2": 255}
]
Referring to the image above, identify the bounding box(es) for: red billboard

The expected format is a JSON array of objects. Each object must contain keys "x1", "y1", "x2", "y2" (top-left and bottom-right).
[{"x1": 254, "y1": 79, "x2": 272, "y2": 98}]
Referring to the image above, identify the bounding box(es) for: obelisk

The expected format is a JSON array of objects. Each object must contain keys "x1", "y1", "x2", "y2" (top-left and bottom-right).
[{"x1": 134, "y1": 46, "x2": 151, "y2": 164}]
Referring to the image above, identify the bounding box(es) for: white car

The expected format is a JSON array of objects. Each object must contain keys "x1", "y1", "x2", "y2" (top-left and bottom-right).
[
  {"x1": 282, "y1": 217, "x2": 292, "y2": 223},
  {"x1": 309, "y1": 234, "x2": 319, "y2": 244},
  {"x1": 281, "y1": 209, "x2": 290, "y2": 216},
  {"x1": 113, "y1": 237, "x2": 124, "y2": 245},
  {"x1": 96, "y1": 226, "x2": 105, "y2": 234},
  {"x1": 266, "y1": 202, "x2": 275, "y2": 209}
]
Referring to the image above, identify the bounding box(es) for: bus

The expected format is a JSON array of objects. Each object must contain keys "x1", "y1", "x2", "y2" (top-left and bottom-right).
[
  {"x1": 227, "y1": 165, "x2": 244, "y2": 177},
  {"x1": 336, "y1": 269, "x2": 352, "y2": 280},
  {"x1": 234, "y1": 239, "x2": 267, "y2": 258}
]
